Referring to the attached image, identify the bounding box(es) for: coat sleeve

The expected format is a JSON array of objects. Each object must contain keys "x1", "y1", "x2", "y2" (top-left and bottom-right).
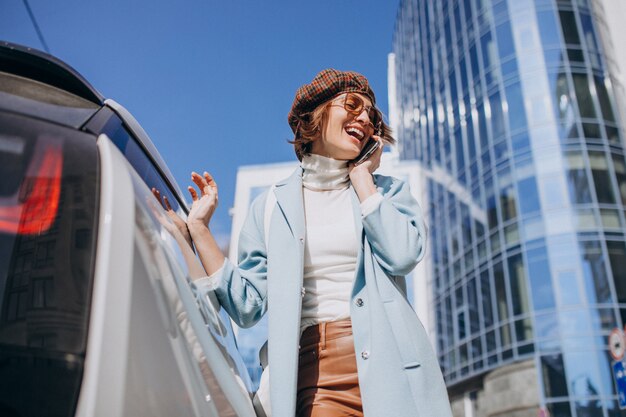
[
  {"x1": 361, "y1": 175, "x2": 427, "y2": 276},
  {"x1": 193, "y1": 191, "x2": 269, "y2": 328}
]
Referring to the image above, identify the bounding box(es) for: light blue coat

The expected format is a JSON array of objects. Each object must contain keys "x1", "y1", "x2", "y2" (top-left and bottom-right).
[{"x1": 200, "y1": 167, "x2": 452, "y2": 417}]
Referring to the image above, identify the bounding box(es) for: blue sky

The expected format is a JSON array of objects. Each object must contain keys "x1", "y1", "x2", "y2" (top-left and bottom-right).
[{"x1": 1, "y1": 0, "x2": 400, "y2": 246}]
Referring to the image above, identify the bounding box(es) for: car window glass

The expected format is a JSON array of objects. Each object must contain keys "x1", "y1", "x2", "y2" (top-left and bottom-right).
[
  {"x1": 131, "y1": 172, "x2": 253, "y2": 395},
  {"x1": 101, "y1": 116, "x2": 184, "y2": 215}
]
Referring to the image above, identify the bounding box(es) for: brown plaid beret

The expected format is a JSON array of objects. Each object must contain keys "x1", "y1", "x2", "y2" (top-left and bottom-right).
[{"x1": 288, "y1": 68, "x2": 376, "y2": 134}]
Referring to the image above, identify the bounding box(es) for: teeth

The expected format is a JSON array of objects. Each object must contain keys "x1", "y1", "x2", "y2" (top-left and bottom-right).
[{"x1": 346, "y1": 127, "x2": 364, "y2": 139}]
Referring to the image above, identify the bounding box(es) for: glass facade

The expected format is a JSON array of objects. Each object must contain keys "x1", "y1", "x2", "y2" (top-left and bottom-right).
[{"x1": 393, "y1": 0, "x2": 626, "y2": 414}]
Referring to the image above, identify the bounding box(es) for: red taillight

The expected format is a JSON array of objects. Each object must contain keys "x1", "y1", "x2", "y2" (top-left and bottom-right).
[{"x1": 0, "y1": 140, "x2": 63, "y2": 235}]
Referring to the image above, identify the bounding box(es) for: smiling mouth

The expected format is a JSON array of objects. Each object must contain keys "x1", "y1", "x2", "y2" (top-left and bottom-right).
[{"x1": 345, "y1": 126, "x2": 365, "y2": 141}]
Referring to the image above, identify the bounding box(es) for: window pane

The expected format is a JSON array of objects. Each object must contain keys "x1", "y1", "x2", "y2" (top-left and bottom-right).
[
  {"x1": 560, "y1": 10, "x2": 581, "y2": 46},
  {"x1": 607, "y1": 241, "x2": 626, "y2": 304},
  {"x1": 481, "y1": 270, "x2": 494, "y2": 327},
  {"x1": 611, "y1": 154, "x2": 626, "y2": 205},
  {"x1": 537, "y1": 10, "x2": 561, "y2": 46},
  {"x1": 589, "y1": 151, "x2": 616, "y2": 204},
  {"x1": 477, "y1": 103, "x2": 486, "y2": 145},
  {"x1": 457, "y1": 311, "x2": 467, "y2": 340},
  {"x1": 517, "y1": 177, "x2": 541, "y2": 215},
  {"x1": 487, "y1": 197, "x2": 498, "y2": 231},
  {"x1": 582, "y1": 122, "x2": 602, "y2": 139},
  {"x1": 515, "y1": 318, "x2": 533, "y2": 342},
  {"x1": 494, "y1": 262, "x2": 509, "y2": 322},
  {"x1": 579, "y1": 12, "x2": 599, "y2": 51},
  {"x1": 508, "y1": 253, "x2": 530, "y2": 316},
  {"x1": 541, "y1": 353, "x2": 569, "y2": 398},
  {"x1": 490, "y1": 92, "x2": 506, "y2": 140},
  {"x1": 505, "y1": 82, "x2": 527, "y2": 132},
  {"x1": 499, "y1": 183, "x2": 517, "y2": 222},
  {"x1": 573, "y1": 73, "x2": 597, "y2": 119},
  {"x1": 527, "y1": 246, "x2": 556, "y2": 310},
  {"x1": 468, "y1": 278, "x2": 480, "y2": 334},
  {"x1": 565, "y1": 152, "x2": 593, "y2": 204},
  {"x1": 496, "y1": 21, "x2": 515, "y2": 61},
  {"x1": 594, "y1": 75, "x2": 615, "y2": 122},
  {"x1": 535, "y1": 312, "x2": 558, "y2": 339},
  {"x1": 470, "y1": 336, "x2": 482, "y2": 362},
  {"x1": 500, "y1": 324, "x2": 513, "y2": 348},
  {"x1": 548, "y1": 71, "x2": 577, "y2": 138},
  {"x1": 600, "y1": 209, "x2": 620, "y2": 229},
  {"x1": 504, "y1": 223, "x2": 519, "y2": 246},
  {"x1": 481, "y1": 31, "x2": 495, "y2": 70},
  {"x1": 580, "y1": 241, "x2": 612, "y2": 304}
]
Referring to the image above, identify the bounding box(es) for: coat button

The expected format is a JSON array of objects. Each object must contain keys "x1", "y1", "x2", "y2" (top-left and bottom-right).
[
  {"x1": 361, "y1": 350, "x2": 370, "y2": 360},
  {"x1": 299, "y1": 236, "x2": 304, "y2": 244},
  {"x1": 355, "y1": 298, "x2": 364, "y2": 307}
]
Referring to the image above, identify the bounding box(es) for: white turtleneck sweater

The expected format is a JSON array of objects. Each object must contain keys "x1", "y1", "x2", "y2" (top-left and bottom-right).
[
  {"x1": 204, "y1": 154, "x2": 384, "y2": 333},
  {"x1": 299, "y1": 154, "x2": 382, "y2": 333}
]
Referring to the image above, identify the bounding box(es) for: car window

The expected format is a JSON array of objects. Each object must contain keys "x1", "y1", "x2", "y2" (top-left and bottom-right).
[
  {"x1": 99, "y1": 115, "x2": 186, "y2": 215},
  {"x1": 130, "y1": 172, "x2": 254, "y2": 401},
  {"x1": 0, "y1": 111, "x2": 99, "y2": 417}
]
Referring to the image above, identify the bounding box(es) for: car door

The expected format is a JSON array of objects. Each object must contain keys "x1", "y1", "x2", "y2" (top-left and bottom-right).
[{"x1": 74, "y1": 134, "x2": 255, "y2": 417}]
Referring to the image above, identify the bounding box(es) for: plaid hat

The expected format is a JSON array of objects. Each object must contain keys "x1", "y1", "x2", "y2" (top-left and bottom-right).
[{"x1": 288, "y1": 68, "x2": 376, "y2": 135}]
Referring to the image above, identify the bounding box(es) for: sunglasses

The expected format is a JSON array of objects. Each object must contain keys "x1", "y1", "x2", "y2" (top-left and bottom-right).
[{"x1": 330, "y1": 93, "x2": 383, "y2": 135}]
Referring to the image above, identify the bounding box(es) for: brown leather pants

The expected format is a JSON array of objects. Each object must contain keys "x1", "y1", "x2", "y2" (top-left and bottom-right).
[{"x1": 296, "y1": 319, "x2": 363, "y2": 417}]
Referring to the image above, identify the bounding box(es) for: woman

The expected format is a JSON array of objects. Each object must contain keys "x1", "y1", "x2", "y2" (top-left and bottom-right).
[{"x1": 186, "y1": 69, "x2": 452, "y2": 417}]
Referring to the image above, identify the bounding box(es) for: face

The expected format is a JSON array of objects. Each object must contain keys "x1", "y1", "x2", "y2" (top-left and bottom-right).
[{"x1": 310, "y1": 93, "x2": 379, "y2": 160}]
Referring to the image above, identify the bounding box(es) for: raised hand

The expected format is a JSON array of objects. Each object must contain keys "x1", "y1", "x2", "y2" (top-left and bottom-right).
[{"x1": 187, "y1": 171, "x2": 218, "y2": 231}]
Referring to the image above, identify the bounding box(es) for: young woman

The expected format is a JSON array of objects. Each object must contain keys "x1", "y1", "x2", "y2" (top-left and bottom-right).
[{"x1": 186, "y1": 69, "x2": 452, "y2": 417}]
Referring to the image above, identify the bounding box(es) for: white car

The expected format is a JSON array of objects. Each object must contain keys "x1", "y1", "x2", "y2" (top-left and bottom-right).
[{"x1": 0, "y1": 41, "x2": 256, "y2": 417}]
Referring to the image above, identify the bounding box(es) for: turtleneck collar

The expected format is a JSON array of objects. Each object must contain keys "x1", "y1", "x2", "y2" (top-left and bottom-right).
[{"x1": 301, "y1": 154, "x2": 350, "y2": 191}]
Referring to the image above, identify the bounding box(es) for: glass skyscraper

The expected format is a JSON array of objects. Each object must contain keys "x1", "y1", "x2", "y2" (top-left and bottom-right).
[{"x1": 392, "y1": 0, "x2": 626, "y2": 416}]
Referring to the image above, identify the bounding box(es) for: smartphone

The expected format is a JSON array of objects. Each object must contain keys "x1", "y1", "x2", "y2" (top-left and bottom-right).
[{"x1": 352, "y1": 138, "x2": 380, "y2": 166}]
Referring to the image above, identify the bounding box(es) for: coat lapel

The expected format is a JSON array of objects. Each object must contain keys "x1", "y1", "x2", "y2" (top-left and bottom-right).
[{"x1": 273, "y1": 167, "x2": 305, "y2": 241}]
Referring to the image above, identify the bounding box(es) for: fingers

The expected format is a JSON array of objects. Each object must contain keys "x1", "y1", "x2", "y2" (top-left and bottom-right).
[
  {"x1": 163, "y1": 195, "x2": 172, "y2": 211},
  {"x1": 152, "y1": 187, "x2": 168, "y2": 210},
  {"x1": 191, "y1": 171, "x2": 206, "y2": 192},
  {"x1": 188, "y1": 186, "x2": 199, "y2": 201},
  {"x1": 204, "y1": 172, "x2": 218, "y2": 191}
]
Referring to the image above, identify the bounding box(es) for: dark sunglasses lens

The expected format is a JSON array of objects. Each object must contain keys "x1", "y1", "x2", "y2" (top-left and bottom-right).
[{"x1": 369, "y1": 109, "x2": 382, "y2": 127}]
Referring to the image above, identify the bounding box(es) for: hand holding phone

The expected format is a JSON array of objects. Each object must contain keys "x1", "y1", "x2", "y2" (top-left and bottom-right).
[{"x1": 352, "y1": 137, "x2": 381, "y2": 166}]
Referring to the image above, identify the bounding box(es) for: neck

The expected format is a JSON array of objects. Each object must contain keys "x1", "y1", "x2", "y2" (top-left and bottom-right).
[{"x1": 301, "y1": 154, "x2": 349, "y2": 191}]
